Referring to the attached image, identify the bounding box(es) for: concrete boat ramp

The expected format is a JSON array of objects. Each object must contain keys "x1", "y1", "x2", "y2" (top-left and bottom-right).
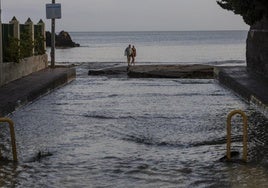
[
  {"x1": 88, "y1": 63, "x2": 268, "y2": 117},
  {"x1": 1, "y1": 62, "x2": 267, "y2": 118}
]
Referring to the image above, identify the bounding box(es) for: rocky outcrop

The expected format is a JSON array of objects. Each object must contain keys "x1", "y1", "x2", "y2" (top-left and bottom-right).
[
  {"x1": 246, "y1": 16, "x2": 268, "y2": 78},
  {"x1": 46, "y1": 30, "x2": 80, "y2": 48}
]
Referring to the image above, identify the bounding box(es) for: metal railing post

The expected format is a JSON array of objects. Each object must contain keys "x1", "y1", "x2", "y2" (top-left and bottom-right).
[
  {"x1": 226, "y1": 110, "x2": 248, "y2": 162},
  {"x1": 0, "y1": 118, "x2": 18, "y2": 162}
]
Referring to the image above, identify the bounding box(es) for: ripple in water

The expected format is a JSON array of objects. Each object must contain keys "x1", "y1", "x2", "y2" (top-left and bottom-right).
[{"x1": 0, "y1": 65, "x2": 268, "y2": 187}]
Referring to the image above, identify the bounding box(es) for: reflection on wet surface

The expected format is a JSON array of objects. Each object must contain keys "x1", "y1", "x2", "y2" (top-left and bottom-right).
[{"x1": 0, "y1": 65, "x2": 268, "y2": 187}]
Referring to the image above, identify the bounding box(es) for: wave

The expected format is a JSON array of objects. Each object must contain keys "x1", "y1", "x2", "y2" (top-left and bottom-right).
[
  {"x1": 82, "y1": 113, "x2": 136, "y2": 120},
  {"x1": 83, "y1": 112, "x2": 183, "y2": 120},
  {"x1": 192, "y1": 135, "x2": 243, "y2": 147},
  {"x1": 121, "y1": 133, "x2": 243, "y2": 148},
  {"x1": 122, "y1": 134, "x2": 187, "y2": 148},
  {"x1": 83, "y1": 114, "x2": 116, "y2": 120}
]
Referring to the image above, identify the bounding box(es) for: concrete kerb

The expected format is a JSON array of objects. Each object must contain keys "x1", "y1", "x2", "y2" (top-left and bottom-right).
[
  {"x1": 0, "y1": 67, "x2": 76, "y2": 117},
  {"x1": 215, "y1": 66, "x2": 268, "y2": 118}
]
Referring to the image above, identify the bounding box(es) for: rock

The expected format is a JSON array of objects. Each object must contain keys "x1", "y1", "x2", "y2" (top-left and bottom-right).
[
  {"x1": 56, "y1": 30, "x2": 80, "y2": 47},
  {"x1": 219, "y1": 151, "x2": 247, "y2": 163},
  {"x1": 46, "y1": 31, "x2": 52, "y2": 47},
  {"x1": 46, "y1": 30, "x2": 80, "y2": 48},
  {"x1": 246, "y1": 16, "x2": 268, "y2": 78}
]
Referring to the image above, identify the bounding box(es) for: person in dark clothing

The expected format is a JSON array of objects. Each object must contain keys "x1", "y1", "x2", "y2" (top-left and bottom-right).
[{"x1": 124, "y1": 44, "x2": 132, "y2": 66}]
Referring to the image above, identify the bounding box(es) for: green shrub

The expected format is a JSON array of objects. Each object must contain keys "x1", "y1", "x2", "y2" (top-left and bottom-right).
[
  {"x1": 3, "y1": 37, "x2": 20, "y2": 63},
  {"x1": 3, "y1": 30, "x2": 46, "y2": 63},
  {"x1": 34, "y1": 33, "x2": 45, "y2": 55}
]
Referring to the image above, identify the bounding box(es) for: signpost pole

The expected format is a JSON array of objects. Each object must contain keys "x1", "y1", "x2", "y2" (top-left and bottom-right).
[
  {"x1": 46, "y1": 1, "x2": 61, "y2": 69},
  {"x1": 51, "y1": 0, "x2": 55, "y2": 68},
  {"x1": 0, "y1": 0, "x2": 3, "y2": 85}
]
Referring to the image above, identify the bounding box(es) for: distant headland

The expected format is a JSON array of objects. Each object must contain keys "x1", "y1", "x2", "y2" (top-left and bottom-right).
[{"x1": 46, "y1": 30, "x2": 80, "y2": 48}]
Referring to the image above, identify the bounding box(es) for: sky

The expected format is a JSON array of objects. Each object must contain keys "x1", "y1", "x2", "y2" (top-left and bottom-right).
[{"x1": 1, "y1": 0, "x2": 249, "y2": 32}]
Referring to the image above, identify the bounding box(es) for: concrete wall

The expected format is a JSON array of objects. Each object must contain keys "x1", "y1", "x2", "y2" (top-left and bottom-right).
[{"x1": 0, "y1": 54, "x2": 48, "y2": 86}]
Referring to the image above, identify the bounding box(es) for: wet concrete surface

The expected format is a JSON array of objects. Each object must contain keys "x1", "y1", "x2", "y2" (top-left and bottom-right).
[
  {"x1": 1, "y1": 63, "x2": 268, "y2": 118},
  {"x1": 1, "y1": 63, "x2": 268, "y2": 187},
  {"x1": 127, "y1": 64, "x2": 214, "y2": 78},
  {"x1": 88, "y1": 64, "x2": 214, "y2": 79},
  {"x1": 217, "y1": 66, "x2": 268, "y2": 116},
  {"x1": 88, "y1": 63, "x2": 268, "y2": 117},
  {"x1": 0, "y1": 67, "x2": 76, "y2": 117}
]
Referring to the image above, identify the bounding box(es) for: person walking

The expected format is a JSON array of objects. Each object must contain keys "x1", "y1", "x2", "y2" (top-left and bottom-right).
[
  {"x1": 131, "y1": 45, "x2": 136, "y2": 65},
  {"x1": 124, "y1": 44, "x2": 132, "y2": 66}
]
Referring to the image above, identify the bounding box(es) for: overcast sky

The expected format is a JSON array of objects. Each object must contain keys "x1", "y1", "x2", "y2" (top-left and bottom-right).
[{"x1": 1, "y1": 0, "x2": 249, "y2": 32}]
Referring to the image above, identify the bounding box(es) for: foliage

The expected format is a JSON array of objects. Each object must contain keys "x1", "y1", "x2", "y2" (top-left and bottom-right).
[
  {"x1": 4, "y1": 30, "x2": 45, "y2": 63},
  {"x1": 3, "y1": 37, "x2": 20, "y2": 63},
  {"x1": 20, "y1": 31, "x2": 34, "y2": 59},
  {"x1": 34, "y1": 32, "x2": 46, "y2": 55},
  {"x1": 217, "y1": 0, "x2": 268, "y2": 25}
]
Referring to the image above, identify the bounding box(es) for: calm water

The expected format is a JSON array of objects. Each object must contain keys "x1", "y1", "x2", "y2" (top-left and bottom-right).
[
  {"x1": 47, "y1": 31, "x2": 248, "y2": 63},
  {"x1": 1, "y1": 31, "x2": 268, "y2": 187}
]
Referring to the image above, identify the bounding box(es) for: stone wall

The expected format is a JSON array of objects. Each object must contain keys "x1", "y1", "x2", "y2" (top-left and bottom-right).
[
  {"x1": 246, "y1": 17, "x2": 268, "y2": 78},
  {"x1": 0, "y1": 54, "x2": 48, "y2": 86}
]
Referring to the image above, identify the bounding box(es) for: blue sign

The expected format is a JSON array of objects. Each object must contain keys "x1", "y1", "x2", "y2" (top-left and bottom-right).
[{"x1": 46, "y1": 3, "x2": 61, "y2": 19}]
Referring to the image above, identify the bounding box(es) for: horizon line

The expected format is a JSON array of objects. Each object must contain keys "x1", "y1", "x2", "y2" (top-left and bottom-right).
[{"x1": 55, "y1": 29, "x2": 248, "y2": 33}]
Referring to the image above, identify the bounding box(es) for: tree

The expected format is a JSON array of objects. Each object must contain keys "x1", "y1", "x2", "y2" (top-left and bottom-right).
[{"x1": 217, "y1": 0, "x2": 268, "y2": 25}]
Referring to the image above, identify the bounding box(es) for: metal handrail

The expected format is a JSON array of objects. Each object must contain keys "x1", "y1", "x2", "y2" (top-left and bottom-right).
[
  {"x1": 0, "y1": 118, "x2": 18, "y2": 162},
  {"x1": 226, "y1": 110, "x2": 248, "y2": 162}
]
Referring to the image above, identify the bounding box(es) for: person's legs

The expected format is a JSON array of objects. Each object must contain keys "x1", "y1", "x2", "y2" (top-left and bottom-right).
[
  {"x1": 130, "y1": 55, "x2": 133, "y2": 65},
  {"x1": 127, "y1": 56, "x2": 131, "y2": 66},
  {"x1": 132, "y1": 56, "x2": 135, "y2": 65}
]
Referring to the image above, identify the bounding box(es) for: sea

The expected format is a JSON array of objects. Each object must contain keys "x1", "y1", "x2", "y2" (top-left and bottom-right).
[
  {"x1": 1, "y1": 31, "x2": 268, "y2": 187},
  {"x1": 49, "y1": 30, "x2": 247, "y2": 63}
]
